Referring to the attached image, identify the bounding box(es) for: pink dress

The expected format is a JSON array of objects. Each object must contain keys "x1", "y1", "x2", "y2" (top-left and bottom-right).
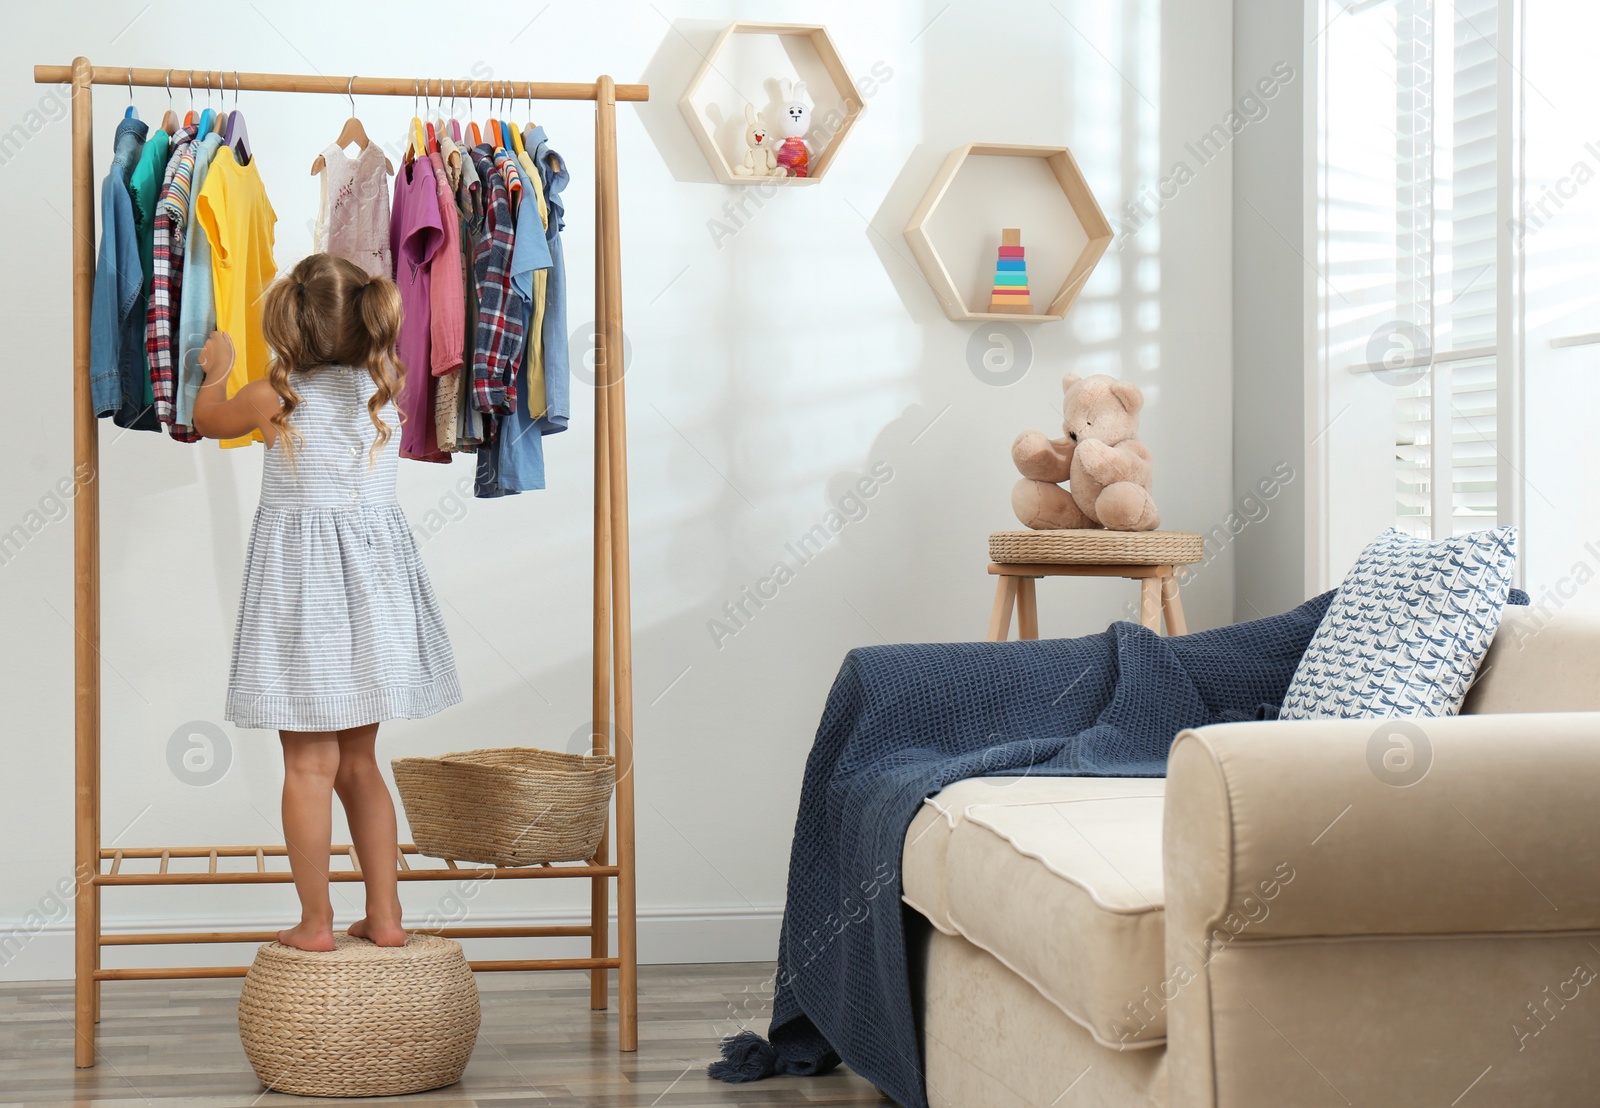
[
  {"x1": 315, "y1": 142, "x2": 392, "y2": 278},
  {"x1": 389, "y1": 154, "x2": 447, "y2": 462}
]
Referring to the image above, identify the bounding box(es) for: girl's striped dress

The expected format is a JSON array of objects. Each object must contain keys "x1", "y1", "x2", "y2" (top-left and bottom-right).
[{"x1": 224, "y1": 364, "x2": 462, "y2": 731}]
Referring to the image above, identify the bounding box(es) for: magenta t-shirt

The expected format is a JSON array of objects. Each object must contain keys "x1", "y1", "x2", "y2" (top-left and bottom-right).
[{"x1": 389, "y1": 154, "x2": 446, "y2": 462}]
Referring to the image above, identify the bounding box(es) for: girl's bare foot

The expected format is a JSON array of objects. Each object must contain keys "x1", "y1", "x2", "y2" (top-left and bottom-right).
[
  {"x1": 347, "y1": 916, "x2": 407, "y2": 947},
  {"x1": 277, "y1": 921, "x2": 336, "y2": 951}
]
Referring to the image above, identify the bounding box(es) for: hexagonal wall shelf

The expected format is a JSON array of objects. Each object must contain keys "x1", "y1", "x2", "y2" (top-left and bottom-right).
[
  {"x1": 904, "y1": 143, "x2": 1113, "y2": 322},
  {"x1": 679, "y1": 22, "x2": 864, "y2": 186}
]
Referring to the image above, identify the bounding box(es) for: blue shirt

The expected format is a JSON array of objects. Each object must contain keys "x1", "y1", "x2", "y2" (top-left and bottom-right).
[
  {"x1": 89, "y1": 116, "x2": 148, "y2": 422},
  {"x1": 527, "y1": 125, "x2": 570, "y2": 435}
]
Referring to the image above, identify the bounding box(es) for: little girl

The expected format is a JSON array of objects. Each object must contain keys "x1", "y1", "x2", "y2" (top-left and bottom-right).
[{"x1": 193, "y1": 253, "x2": 461, "y2": 952}]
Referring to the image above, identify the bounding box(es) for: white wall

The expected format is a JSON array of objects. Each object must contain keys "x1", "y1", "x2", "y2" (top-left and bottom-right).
[
  {"x1": 1231, "y1": 0, "x2": 1312, "y2": 618},
  {"x1": 0, "y1": 0, "x2": 1234, "y2": 979}
]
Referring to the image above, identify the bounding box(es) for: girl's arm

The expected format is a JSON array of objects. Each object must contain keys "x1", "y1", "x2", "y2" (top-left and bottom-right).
[{"x1": 191, "y1": 332, "x2": 283, "y2": 446}]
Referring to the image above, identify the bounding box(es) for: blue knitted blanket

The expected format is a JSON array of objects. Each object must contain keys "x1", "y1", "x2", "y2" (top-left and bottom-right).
[{"x1": 707, "y1": 592, "x2": 1340, "y2": 1107}]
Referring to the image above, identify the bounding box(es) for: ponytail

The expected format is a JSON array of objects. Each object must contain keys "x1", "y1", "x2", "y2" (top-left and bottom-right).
[{"x1": 260, "y1": 254, "x2": 407, "y2": 471}]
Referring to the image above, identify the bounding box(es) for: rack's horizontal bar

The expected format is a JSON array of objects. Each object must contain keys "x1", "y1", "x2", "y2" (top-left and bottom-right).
[
  {"x1": 98, "y1": 865, "x2": 619, "y2": 886},
  {"x1": 102, "y1": 924, "x2": 596, "y2": 946},
  {"x1": 33, "y1": 65, "x2": 648, "y2": 103},
  {"x1": 94, "y1": 956, "x2": 621, "y2": 981}
]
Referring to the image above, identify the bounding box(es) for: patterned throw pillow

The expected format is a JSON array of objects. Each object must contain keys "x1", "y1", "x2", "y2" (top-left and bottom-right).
[{"x1": 1279, "y1": 526, "x2": 1518, "y2": 720}]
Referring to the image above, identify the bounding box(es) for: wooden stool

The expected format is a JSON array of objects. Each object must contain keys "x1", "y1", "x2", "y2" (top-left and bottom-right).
[{"x1": 986, "y1": 529, "x2": 1205, "y2": 641}]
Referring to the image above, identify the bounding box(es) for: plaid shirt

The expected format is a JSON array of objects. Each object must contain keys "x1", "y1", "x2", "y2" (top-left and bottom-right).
[
  {"x1": 146, "y1": 125, "x2": 199, "y2": 438},
  {"x1": 469, "y1": 145, "x2": 524, "y2": 415}
]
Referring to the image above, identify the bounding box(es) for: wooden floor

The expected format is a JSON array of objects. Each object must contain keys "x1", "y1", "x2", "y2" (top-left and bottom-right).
[{"x1": 0, "y1": 962, "x2": 891, "y2": 1106}]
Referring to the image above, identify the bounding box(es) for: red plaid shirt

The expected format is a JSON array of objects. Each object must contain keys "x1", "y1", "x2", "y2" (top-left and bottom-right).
[
  {"x1": 146, "y1": 125, "x2": 200, "y2": 440},
  {"x1": 469, "y1": 145, "x2": 524, "y2": 415}
]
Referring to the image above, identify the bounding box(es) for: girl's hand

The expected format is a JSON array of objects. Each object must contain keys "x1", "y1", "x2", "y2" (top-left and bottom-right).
[{"x1": 198, "y1": 332, "x2": 236, "y2": 385}]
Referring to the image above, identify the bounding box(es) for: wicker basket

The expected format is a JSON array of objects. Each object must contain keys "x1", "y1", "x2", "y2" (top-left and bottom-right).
[
  {"x1": 989, "y1": 528, "x2": 1205, "y2": 566},
  {"x1": 238, "y1": 933, "x2": 479, "y2": 1097},
  {"x1": 392, "y1": 746, "x2": 616, "y2": 867}
]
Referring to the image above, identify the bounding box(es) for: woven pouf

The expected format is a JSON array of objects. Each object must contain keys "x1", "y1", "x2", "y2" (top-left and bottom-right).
[{"x1": 238, "y1": 933, "x2": 480, "y2": 1097}]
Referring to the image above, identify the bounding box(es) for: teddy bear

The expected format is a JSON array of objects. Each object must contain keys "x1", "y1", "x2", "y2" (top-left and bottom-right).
[
  {"x1": 1010, "y1": 373, "x2": 1161, "y2": 531},
  {"x1": 732, "y1": 103, "x2": 783, "y2": 178}
]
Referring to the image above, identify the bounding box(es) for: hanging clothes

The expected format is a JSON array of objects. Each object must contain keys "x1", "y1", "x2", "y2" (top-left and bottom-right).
[
  {"x1": 89, "y1": 115, "x2": 152, "y2": 428},
  {"x1": 513, "y1": 136, "x2": 550, "y2": 423},
  {"x1": 194, "y1": 145, "x2": 278, "y2": 449},
  {"x1": 484, "y1": 169, "x2": 555, "y2": 495},
  {"x1": 433, "y1": 132, "x2": 470, "y2": 454},
  {"x1": 389, "y1": 153, "x2": 448, "y2": 462},
  {"x1": 452, "y1": 141, "x2": 486, "y2": 453},
  {"x1": 127, "y1": 123, "x2": 171, "y2": 414},
  {"x1": 526, "y1": 124, "x2": 571, "y2": 435},
  {"x1": 425, "y1": 148, "x2": 464, "y2": 376},
  {"x1": 174, "y1": 132, "x2": 226, "y2": 436},
  {"x1": 146, "y1": 122, "x2": 199, "y2": 433},
  {"x1": 467, "y1": 143, "x2": 524, "y2": 415},
  {"x1": 314, "y1": 141, "x2": 392, "y2": 278}
]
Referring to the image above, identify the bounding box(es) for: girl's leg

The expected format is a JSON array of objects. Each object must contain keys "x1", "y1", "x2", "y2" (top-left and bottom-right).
[
  {"x1": 333, "y1": 722, "x2": 406, "y2": 946},
  {"x1": 277, "y1": 730, "x2": 340, "y2": 951}
]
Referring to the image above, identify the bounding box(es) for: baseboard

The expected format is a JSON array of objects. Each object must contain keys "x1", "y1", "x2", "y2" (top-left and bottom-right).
[{"x1": 0, "y1": 904, "x2": 783, "y2": 982}]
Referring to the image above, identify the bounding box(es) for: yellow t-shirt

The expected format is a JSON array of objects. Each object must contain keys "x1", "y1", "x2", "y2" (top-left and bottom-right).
[
  {"x1": 195, "y1": 148, "x2": 278, "y2": 448},
  {"x1": 516, "y1": 148, "x2": 550, "y2": 421}
]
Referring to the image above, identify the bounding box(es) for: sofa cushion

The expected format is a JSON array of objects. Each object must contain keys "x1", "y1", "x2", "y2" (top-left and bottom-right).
[
  {"x1": 1463, "y1": 604, "x2": 1600, "y2": 713},
  {"x1": 903, "y1": 776, "x2": 1168, "y2": 1048},
  {"x1": 1280, "y1": 525, "x2": 1518, "y2": 719}
]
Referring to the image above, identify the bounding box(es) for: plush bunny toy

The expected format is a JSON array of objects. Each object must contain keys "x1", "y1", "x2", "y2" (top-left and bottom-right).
[
  {"x1": 732, "y1": 103, "x2": 782, "y2": 178},
  {"x1": 774, "y1": 79, "x2": 812, "y2": 178}
]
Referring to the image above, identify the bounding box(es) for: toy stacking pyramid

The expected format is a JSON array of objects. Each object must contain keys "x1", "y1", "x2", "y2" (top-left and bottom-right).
[{"x1": 990, "y1": 228, "x2": 1031, "y2": 315}]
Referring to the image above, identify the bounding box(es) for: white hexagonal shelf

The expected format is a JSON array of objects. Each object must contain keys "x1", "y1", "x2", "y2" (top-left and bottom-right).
[
  {"x1": 679, "y1": 22, "x2": 864, "y2": 186},
  {"x1": 903, "y1": 143, "x2": 1112, "y2": 322}
]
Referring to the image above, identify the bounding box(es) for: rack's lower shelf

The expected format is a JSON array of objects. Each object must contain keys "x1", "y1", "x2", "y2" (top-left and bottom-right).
[
  {"x1": 92, "y1": 842, "x2": 623, "y2": 982},
  {"x1": 99, "y1": 841, "x2": 613, "y2": 884}
]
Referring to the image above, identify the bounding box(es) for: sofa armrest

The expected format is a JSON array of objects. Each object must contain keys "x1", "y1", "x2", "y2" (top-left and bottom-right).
[{"x1": 1163, "y1": 712, "x2": 1600, "y2": 942}]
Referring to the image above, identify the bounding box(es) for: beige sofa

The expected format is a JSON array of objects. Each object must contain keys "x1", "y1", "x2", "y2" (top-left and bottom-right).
[{"x1": 902, "y1": 604, "x2": 1600, "y2": 1107}]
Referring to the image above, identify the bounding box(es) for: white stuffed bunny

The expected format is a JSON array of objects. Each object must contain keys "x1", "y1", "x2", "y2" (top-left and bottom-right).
[
  {"x1": 732, "y1": 103, "x2": 782, "y2": 178},
  {"x1": 773, "y1": 79, "x2": 812, "y2": 178}
]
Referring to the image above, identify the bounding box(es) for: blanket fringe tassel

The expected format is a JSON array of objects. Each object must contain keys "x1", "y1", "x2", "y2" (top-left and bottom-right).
[{"x1": 707, "y1": 1030, "x2": 780, "y2": 1082}]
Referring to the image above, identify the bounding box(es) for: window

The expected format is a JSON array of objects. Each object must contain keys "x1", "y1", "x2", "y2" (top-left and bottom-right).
[{"x1": 1313, "y1": 0, "x2": 1518, "y2": 577}]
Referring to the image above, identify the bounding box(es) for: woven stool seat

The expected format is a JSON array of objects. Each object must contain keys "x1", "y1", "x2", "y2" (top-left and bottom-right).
[
  {"x1": 989, "y1": 528, "x2": 1205, "y2": 566},
  {"x1": 238, "y1": 933, "x2": 480, "y2": 1097},
  {"x1": 985, "y1": 529, "x2": 1203, "y2": 640}
]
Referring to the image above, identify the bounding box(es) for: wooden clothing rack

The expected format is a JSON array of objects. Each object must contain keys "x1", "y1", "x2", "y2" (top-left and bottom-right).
[{"x1": 32, "y1": 59, "x2": 647, "y2": 1068}]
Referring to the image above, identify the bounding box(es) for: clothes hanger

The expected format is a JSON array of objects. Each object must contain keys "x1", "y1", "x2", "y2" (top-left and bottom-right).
[
  {"x1": 214, "y1": 72, "x2": 228, "y2": 135},
  {"x1": 407, "y1": 79, "x2": 427, "y2": 165},
  {"x1": 508, "y1": 79, "x2": 527, "y2": 158},
  {"x1": 160, "y1": 70, "x2": 178, "y2": 135},
  {"x1": 312, "y1": 77, "x2": 394, "y2": 176},
  {"x1": 468, "y1": 78, "x2": 482, "y2": 147},
  {"x1": 485, "y1": 81, "x2": 500, "y2": 152},
  {"x1": 448, "y1": 79, "x2": 462, "y2": 145},
  {"x1": 225, "y1": 71, "x2": 252, "y2": 165},
  {"x1": 183, "y1": 70, "x2": 197, "y2": 128},
  {"x1": 424, "y1": 79, "x2": 439, "y2": 155},
  {"x1": 123, "y1": 68, "x2": 137, "y2": 120},
  {"x1": 197, "y1": 71, "x2": 214, "y2": 139}
]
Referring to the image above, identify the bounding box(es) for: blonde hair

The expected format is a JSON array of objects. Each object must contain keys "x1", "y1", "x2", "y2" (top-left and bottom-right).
[{"x1": 260, "y1": 253, "x2": 405, "y2": 470}]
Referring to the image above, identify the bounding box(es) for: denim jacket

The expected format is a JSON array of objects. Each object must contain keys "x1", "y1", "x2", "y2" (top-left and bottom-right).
[
  {"x1": 526, "y1": 125, "x2": 570, "y2": 434},
  {"x1": 89, "y1": 117, "x2": 150, "y2": 423}
]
